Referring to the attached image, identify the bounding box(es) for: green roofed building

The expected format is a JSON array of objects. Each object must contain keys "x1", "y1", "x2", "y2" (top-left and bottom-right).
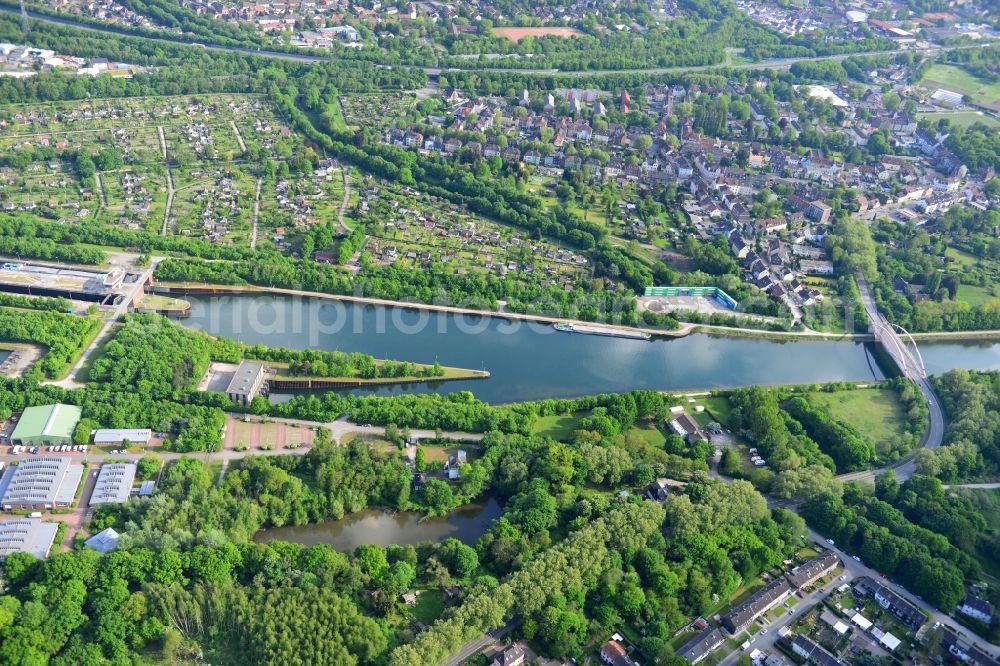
[{"x1": 11, "y1": 404, "x2": 82, "y2": 446}]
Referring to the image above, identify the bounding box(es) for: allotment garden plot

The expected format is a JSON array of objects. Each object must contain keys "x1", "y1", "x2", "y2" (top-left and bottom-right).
[
  {"x1": 338, "y1": 92, "x2": 417, "y2": 132},
  {"x1": 0, "y1": 94, "x2": 327, "y2": 247},
  {"x1": 356, "y1": 181, "x2": 590, "y2": 286}
]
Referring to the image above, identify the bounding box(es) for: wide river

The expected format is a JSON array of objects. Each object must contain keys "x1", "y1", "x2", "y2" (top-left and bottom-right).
[{"x1": 180, "y1": 294, "x2": 998, "y2": 403}]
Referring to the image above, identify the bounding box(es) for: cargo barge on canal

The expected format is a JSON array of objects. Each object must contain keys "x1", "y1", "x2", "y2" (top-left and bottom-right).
[{"x1": 553, "y1": 322, "x2": 652, "y2": 340}]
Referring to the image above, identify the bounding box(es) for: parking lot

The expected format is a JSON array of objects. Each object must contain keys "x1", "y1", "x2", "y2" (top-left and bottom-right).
[{"x1": 639, "y1": 294, "x2": 737, "y2": 316}]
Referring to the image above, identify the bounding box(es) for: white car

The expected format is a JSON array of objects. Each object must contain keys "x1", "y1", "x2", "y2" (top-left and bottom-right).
[
  {"x1": 852, "y1": 555, "x2": 861, "y2": 562},
  {"x1": 826, "y1": 539, "x2": 835, "y2": 545}
]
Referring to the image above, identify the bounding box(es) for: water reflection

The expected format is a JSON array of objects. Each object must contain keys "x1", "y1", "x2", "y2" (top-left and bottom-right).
[{"x1": 254, "y1": 497, "x2": 503, "y2": 550}]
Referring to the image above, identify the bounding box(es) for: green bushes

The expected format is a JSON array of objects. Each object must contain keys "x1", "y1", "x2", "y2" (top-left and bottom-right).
[
  {"x1": 0, "y1": 308, "x2": 101, "y2": 378},
  {"x1": 803, "y1": 483, "x2": 977, "y2": 612},
  {"x1": 784, "y1": 396, "x2": 875, "y2": 472}
]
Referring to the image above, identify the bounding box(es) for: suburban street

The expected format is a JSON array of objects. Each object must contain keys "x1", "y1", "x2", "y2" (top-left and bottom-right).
[
  {"x1": 442, "y1": 620, "x2": 520, "y2": 666},
  {"x1": 0, "y1": 415, "x2": 484, "y2": 470},
  {"x1": 718, "y1": 528, "x2": 1000, "y2": 664}
]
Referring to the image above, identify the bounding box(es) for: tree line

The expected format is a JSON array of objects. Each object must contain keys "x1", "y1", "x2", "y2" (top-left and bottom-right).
[
  {"x1": 803, "y1": 480, "x2": 977, "y2": 612},
  {"x1": 0, "y1": 307, "x2": 101, "y2": 378}
]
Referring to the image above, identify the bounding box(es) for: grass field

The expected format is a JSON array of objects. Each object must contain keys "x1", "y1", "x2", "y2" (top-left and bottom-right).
[
  {"x1": 531, "y1": 412, "x2": 584, "y2": 440},
  {"x1": 946, "y1": 246, "x2": 982, "y2": 268},
  {"x1": 921, "y1": 64, "x2": 1000, "y2": 107},
  {"x1": 420, "y1": 444, "x2": 479, "y2": 464},
  {"x1": 137, "y1": 294, "x2": 191, "y2": 312},
  {"x1": 409, "y1": 589, "x2": 445, "y2": 624},
  {"x1": 918, "y1": 111, "x2": 1000, "y2": 129},
  {"x1": 326, "y1": 96, "x2": 347, "y2": 132},
  {"x1": 805, "y1": 387, "x2": 907, "y2": 454},
  {"x1": 957, "y1": 283, "x2": 997, "y2": 307},
  {"x1": 701, "y1": 396, "x2": 735, "y2": 427},
  {"x1": 626, "y1": 423, "x2": 667, "y2": 448}
]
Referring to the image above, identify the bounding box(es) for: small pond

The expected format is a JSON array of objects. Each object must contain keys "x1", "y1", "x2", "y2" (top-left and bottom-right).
[{"x1": 254, "y1": 497, "x2": 503, "y2": 550}]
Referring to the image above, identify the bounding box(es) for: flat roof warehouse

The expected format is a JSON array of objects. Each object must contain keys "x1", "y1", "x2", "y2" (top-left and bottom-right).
[
  {"x1": 11, "y1": 404, "x2": 82, "y2": 445},
  {"x1": 90, "y1": 463, "x2": 137, "y2": 506},
  {"x1": 0, "y1": 457, "x2": 83, "y2": 509},
  {"x1": 93, "y1": 429, "x2": 152, "y2": 445},
  {"x1": 0, "y1": 519, "x2": 58, "y2": 559}
]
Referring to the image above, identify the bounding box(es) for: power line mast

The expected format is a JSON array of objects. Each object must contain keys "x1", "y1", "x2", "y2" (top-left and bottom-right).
[{"x1": 20, "y1": 0, "x2": 30, "y2": 35}]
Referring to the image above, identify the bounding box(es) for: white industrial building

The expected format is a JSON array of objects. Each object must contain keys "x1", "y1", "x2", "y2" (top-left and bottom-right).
[
  {"x1": 92, "y1": 429, "x2": 152, "y2": 446},
  {"x1": 89, "y1": 463, "x2": 137, "y2": 506},
  {"x1": 0, "y1": 519, "x2": 59, "y2": 558},
  {"x1": 0, "y1": 457, "x2": 83, "y2": 510}
]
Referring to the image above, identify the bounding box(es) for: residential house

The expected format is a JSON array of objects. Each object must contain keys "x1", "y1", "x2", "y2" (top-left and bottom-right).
[
  {"x1": 669, "y1": 413, "x2": 705, "y2": 442},
  {"x1": 958, "y1": 594, "x2": 995, "y2": 624},
  {"x1": 791, "y1": 635, "x2": 849, "y2": 666},
  {"x1": 785, "y1": 551, "x2": 840, "y2": 590},
  {"x1": 600, "y1": 638, "x2": 640, "y2": 666},
  {"x1": 676, "y1": 627, "x2": 725, "y2": 664},
  {"x1": 491, "y1": 644, "x2": 526, "y2": 666},
  {"x1": 721, "y1": 578, "x2": 792, "y2": 634},
  {"x1": 856, "y1": 578, "x2": 927, "y2": 630}
]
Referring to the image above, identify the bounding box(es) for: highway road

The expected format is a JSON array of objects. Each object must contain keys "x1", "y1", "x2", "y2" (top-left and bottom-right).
[
  {"x1": 0, "y1": 5, "x2": 986, "y2": 79},
  {"x1": 835, "y1": 276, "x2": 945, "y2": 485}
]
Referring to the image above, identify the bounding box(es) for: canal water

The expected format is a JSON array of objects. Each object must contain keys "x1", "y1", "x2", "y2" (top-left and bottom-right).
[
  {"x1": 182, "y1": 294, "x2": 892, "y2": 403},
  {"x1": 254, "y1": 497, "x2": 503, "y2": 549},
  {"x1": 921, "y1": 339, "x2": 1000, "y2": 375}
]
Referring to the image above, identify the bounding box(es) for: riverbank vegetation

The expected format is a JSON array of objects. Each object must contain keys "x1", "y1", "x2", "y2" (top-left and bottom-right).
[
  {"x1": 921, "y1": 369, "x2": 1000, "y2": 482},
  {"x1": 1, "y1": 394, "x2": 809, "y2": 666},
  {"x1": 91, "y1": 313, "x2": 452, "y2": 398},
  {"x1": 0, "y1": 293, "x2": 73, "y2": 313},
  {"x1": 0, "y1": 358, "x2": 972, "y2": 664}
]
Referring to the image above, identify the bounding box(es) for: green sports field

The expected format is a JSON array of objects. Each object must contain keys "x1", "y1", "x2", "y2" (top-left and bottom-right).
[
  {"x1": 918, "y1": 111, "x2": 1000, "y2": 130},
  {"x1": 921, "y1": 64, "x2": 1000, "y2": 109}
]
